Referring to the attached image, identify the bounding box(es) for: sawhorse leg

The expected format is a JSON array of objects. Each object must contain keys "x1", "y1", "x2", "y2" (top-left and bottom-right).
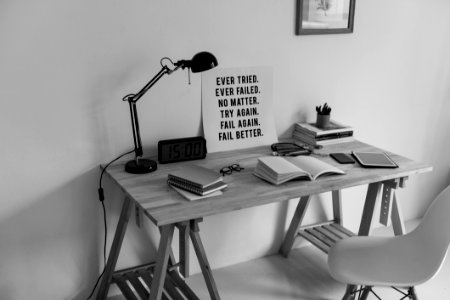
[
  {"x1": 338, "y1": 182, "x2": 383, "y2": 297},
  {"x1": 150, "y1": 219, "x2": 220, "y2": 300},
  {"x1": 279, "y1": 191, "x2": 342, "y2": 257},
  {"x1": 97, "y1": 197, "x2": 133, "y2": 300},
  {"x1": 342, "y1": 180, "x2": 407, "y2": 297},
  {"x1": 149, "y1": 224, "x2": 175, "y2": 300},
  {"x1": 279, "y1": 196, "x2": 311, "y2": 257},
  {"x1": 97, "y1": 211, "x2": 219, "y2": 300},
  {"x1": 358, "y1": 179, "x2": 407, "y2": 236},
  {"x1": 190, "y1": 218, "x2": 221, "y2": 300},
  {"x1": 358, "y1": 182, "x2": 383, "y2": 236},
  {"x1": 383, "y1": 178, "x2": 407, "y2": 236}
]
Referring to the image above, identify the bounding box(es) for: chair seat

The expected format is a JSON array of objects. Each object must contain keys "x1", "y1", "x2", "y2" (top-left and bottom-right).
[
  {"x1": 327, "y1": 185, "x2": 450, "y2": 300},
  {"x1": 328, "y1": 233, "x2": 449, "y2": 287}
]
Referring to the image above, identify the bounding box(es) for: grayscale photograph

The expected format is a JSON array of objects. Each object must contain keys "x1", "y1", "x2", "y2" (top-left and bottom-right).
[{"x1": 0, "y1": 1, "x2": 449, "y2": 300}]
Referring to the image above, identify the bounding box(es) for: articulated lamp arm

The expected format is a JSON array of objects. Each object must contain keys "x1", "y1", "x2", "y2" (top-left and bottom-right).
[{"x1": 122, "y1": 52, "x2": 218, "y2": 174}]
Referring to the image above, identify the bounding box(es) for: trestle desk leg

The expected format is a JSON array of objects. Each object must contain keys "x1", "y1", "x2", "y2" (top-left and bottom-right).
[
  {"x1": 97, "y1": 197, "x2": 133, "y2": 300},
  {"x1": 391, "y1": 192, "x2": 406, "y2": 236},
  {"x1": 178, "y1": 221, "x2": 190, "y2": 278},
  {"x1": 345, "y1": 182, "x2": 382, "y2": 299},
  {"x1": 332, "y1": 190, "x2": 343, "y2": 226},
  {"x1": 358, "y1": 182, "x2": 382, "y2": 236},
  {"x1": 149, "y1": 224, "x2": 175, "y2": 300},
  {"x1": 190, "y1": 219, "x2": 221, "y2": 300},
  {"x1": 279, "y1": 196, "x2": 311, "y2": 257}
]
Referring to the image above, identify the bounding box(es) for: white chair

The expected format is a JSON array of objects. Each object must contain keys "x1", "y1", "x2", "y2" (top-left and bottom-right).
[{"x1": 328, "y1": 185, "x2": 450, "y2": 300}]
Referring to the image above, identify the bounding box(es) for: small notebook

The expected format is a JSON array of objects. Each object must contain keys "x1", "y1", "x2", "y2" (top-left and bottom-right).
[
  {"x1": 169, "y1": 184, "x2": 223, "y2": 201},
  {"x1": 168, "y1": 178, "x2": 227, "y2": 196},
  {"x1": 168, "y1": 164, "x2": 223, "y2": 189}
]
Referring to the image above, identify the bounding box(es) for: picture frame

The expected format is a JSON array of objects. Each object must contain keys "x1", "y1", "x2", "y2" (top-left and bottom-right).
[{"x1": 296, "y1": 0, "x2": 355, "y2": 35}]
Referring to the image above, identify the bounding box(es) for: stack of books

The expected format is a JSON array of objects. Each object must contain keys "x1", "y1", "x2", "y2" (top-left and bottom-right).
[
  {"x1": 292, "y1": 120, "x2": 354, "y2": 146},
  {"x1": 167, "y1": 164, "x2": 227, "y2": 201}
]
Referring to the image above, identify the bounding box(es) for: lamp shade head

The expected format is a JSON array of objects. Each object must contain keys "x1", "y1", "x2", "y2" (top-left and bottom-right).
[{"x1": 189, "y1": 52, "x2": 218, "y2": 73}]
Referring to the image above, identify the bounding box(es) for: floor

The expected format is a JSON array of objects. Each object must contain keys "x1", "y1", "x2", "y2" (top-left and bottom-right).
[
  {"x1": 109, "y1": 220, "x2": 450, "y2": 299},
  {"x1": 186, "y1": 245, "x2": 450, "y2": 299}
]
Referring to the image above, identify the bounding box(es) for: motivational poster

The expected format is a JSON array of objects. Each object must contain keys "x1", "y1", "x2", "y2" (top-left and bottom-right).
[{"x1": 202, "y1": 66, "x2": 278, "y2": 153}]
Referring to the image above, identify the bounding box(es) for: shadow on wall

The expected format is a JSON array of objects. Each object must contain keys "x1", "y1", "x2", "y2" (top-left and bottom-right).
[
  {"x1": 0, "y1": 168, "x2": 99, "y2": 299},
  {"x1": 0, "y1": 167, "x2": 160, "y2": 300},
  {"x1": 81, "y1": 167, "x2": 161, "y2": 300}
]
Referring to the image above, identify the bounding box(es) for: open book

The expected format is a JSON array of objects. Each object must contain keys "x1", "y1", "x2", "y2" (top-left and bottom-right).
[{"x1": 253, "y1": 156, "x2": 345, "y2": 185}]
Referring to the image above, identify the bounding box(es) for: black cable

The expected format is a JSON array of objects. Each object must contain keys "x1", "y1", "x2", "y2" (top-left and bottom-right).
[
  {"x1": 86, "y1": 149, "x2": 134, "y2": 300},
  {"x1": 101, "y1": 200, "x2": 107, "y2": 266},
  {"x1": 98, "y1": 149, "x2": 135, "y2": 200}
]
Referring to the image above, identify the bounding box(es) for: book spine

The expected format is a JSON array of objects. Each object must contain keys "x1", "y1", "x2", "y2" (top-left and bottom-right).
[
  {"x1": 167, "y1": 178, "x2": 204, "y2": 195},
  {"x1": 315, "y1": 136, "x2": 354, "y2": 145},
  {"x1": 295, "y1": 123, "x2": 353, "y2": 137},
  {"x1": 294, "y1": 129, "x2": 353, "y2": 139},
  {"x1": 313, "y1": 131, "x2": 353, "y2": 140}
]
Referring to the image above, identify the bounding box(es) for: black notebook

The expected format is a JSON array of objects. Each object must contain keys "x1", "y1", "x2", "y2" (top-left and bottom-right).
[{"x1": 352, "y1": 151, "x2": 398, "y2": 168}]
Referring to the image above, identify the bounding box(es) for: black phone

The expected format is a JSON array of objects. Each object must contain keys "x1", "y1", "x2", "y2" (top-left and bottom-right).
[{"x1": 330, "y1": 153, "x2": 356, "y2": 164}]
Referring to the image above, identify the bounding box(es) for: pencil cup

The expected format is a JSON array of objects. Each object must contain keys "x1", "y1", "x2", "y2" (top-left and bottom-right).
[{"x1": 316, "y1": 114, "x2": 330, "y2": 129}]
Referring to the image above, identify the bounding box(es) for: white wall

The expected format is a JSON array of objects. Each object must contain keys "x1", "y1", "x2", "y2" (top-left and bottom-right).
[{"x1": 0, "y1": 0, "x2": 449, "y2": 299}]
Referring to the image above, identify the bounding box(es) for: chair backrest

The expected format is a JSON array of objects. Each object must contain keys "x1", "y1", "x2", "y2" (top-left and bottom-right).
[
  {"x1": 417, "y1": 185, "x2": 450, "y2": 242},
  {"x1": 412, "y1": 185, "x2": 450, "y2": 268}
]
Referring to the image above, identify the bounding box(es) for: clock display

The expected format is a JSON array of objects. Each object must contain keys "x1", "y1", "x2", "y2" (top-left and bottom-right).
[{"x1": 158, "y1": 136, "x2": 207, "y2": 164}]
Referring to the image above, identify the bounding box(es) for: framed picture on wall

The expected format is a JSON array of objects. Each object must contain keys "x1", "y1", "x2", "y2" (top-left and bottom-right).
[{"x1": 296, "y1": 0, "x2": 355, "y2": 35}]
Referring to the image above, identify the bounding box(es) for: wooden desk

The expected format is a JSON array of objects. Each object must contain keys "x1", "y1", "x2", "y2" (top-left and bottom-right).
[{"x1": 96, "y1": 140, "x2": 431, "y2": 300}]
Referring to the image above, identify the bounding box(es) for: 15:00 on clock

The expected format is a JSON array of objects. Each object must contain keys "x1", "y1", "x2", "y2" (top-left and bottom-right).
[{"x1": 157, "y1": 136, "x2": 207, "y2": 164}]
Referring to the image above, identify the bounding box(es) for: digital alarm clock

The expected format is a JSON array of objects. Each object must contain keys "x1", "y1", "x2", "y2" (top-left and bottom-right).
[{"x1": 157, "y1": 136, "x2": 207, "y2": 164}]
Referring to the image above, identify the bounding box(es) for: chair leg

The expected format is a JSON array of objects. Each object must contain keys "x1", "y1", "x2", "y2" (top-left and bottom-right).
[
  {"x1": 409, "y1": 287, "x2": 418, "y2": 300},
  {"x1": 394, "y1": 286, "x2": 418, "y2": 300},
  {"x1": 342, "y1": 284, "x2": 357, "y2": 300},
  {"x1": 359, "y1": 286, "x2": 371, "y2": 300}
]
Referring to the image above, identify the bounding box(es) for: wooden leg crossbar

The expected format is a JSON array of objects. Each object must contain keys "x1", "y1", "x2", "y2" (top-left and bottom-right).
[
  {"x1": 111, "y1": 262, "x2": 199, "y2": 300},
  {"x1": 96, "y1": 198, "x2": 220, "y2": 300},
  {"x1": 280, "y1": 189, "x2": 347, "y2": 257},
  {"x1": 280, "y1": 179, "x2": 408, "y2": 257}
]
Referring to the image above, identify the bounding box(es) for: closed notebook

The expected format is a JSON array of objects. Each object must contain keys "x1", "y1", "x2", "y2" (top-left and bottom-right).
[
  {"x1": 167, "y1": 164, "x2": 223, "y2": 189},
  {"x1": 168, "y1": 178, "x2": 227, "y2": 196},
  {"x1": 169, "y1": 184, "x2": 223, "y2": 201}
]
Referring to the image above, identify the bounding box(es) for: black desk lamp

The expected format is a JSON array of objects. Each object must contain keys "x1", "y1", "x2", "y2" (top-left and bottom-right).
[{"x1": 122, "y1": 51, "x2": 218, "y2": 174}]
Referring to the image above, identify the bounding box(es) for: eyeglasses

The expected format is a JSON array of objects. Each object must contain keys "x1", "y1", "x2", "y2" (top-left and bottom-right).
[{"x1": 220, "y1": 164, "x2": 244, "y2": 176}]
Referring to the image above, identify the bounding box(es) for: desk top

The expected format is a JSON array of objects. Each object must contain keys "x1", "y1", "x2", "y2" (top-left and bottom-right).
[{"x1": 104, "y1": 140, "x2": 432, "y2": 226}]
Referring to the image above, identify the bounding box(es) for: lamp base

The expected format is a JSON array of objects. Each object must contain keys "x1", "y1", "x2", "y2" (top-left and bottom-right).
[{"x1": 125, "y1": 158, "x2": 157, "y2": 174}]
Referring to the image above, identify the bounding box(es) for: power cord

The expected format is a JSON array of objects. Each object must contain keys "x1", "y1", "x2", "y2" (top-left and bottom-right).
[{"x1": 86, "y1": 149, "x2": 134, "y2": 300}]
